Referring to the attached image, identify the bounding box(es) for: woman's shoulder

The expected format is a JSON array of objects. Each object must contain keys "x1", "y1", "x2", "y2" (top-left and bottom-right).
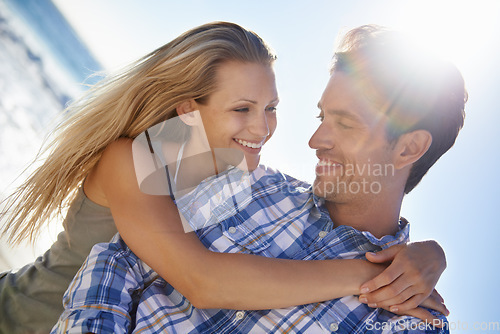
[
  {"x1": 97, "y1": 138, "x2": 138, "y2": 176},
  {"x1": 102, "y1": 138, "x2": 134, "y2": 158},
  {"x1": 85, "y1": 138, "x2": 137, "y2": 205},
  {"x1": 94, "y1": 139, "x2": 135, "y2": 180}
]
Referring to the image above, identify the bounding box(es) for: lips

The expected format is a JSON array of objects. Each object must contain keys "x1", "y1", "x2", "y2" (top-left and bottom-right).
[
  {"x1": 234, "y1": 138, "x2": 264, "y2": 149},
  {"x1": 315, "y1": 157, "x2": 343, "y2": 176},
  {"x1": 317, "y1": 159, "x2": 343, "y2": 167}
]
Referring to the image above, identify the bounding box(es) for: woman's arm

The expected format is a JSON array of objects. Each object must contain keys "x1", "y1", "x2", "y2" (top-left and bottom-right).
[
  {"x1": 88, "y1": 139, "x2": 444, "y2": 311},
  {"x1": 87, "y1": 139, "x2": 383, "y2": 309}
]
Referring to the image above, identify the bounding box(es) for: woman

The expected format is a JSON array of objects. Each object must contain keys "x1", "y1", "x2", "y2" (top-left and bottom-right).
[{"x1": 1, "y1": 22, "x2": 446, "y2": 333}]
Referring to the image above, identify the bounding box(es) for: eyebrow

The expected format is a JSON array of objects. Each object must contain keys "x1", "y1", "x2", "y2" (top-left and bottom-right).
[
  {"x1": 233, "y1": 98, "x2": 280, "y2": 104},
  {"x1": 234, "y1": 99, "x2": 257, "y2": 104}
]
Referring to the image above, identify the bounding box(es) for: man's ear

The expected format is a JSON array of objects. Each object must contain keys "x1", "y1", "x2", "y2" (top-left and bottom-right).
[
  {"x1": 393, "y1": 130, "x2": 432, "y2": 170},
  {"x1": 176, "y1": 100, "x2": 199, "y2": 126}
]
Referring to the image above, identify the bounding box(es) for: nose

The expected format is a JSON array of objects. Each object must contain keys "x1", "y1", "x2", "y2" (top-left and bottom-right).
[
  {"x1": 309, "y1": 122, "x2": 334, "y2": 150},
  {"x1": 249, "y1": 111, "x2": 270, "y2": 138}
]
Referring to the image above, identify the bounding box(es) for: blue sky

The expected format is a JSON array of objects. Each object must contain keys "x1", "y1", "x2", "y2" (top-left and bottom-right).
[{"x1": 51, "y1": 0, "x2": 500, "y2": 331}]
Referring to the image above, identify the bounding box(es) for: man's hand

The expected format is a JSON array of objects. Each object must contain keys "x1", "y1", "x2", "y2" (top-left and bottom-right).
[{"x1": 357, "y1": 241, "x2": 447, "y2": 314}]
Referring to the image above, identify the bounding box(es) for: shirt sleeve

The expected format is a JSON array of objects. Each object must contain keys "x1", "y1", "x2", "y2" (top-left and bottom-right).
[{"x1": 51, "y1": 234, "x2": 154, "y2": 334}]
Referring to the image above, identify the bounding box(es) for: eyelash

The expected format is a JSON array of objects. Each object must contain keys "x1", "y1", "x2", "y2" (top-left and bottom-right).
[
  {"x1": 316, "y1": 115, "x2": 353, "y2": 129},
  {"x1": 233, "y1": 107, "x2": 278, "y2": 113},
  {"x1": 338, "y1": 121, "x2": 353, "y2": 129},
  {"x1": 234, "y1": 108, "x2": 249, "y2": 112}
]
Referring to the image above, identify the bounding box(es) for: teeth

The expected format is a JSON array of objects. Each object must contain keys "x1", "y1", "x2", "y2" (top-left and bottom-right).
[
  {"x1": 318, "y1": 160, "x2": 341, "y2": 167},
  {"x1": 235, "y1": 139, "x2": 263, "y2": 149}
]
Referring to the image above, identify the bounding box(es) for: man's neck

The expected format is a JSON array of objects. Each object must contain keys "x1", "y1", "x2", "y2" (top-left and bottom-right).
[{"x1": 325, "y1": 191, "x2": 404, "y2": 238}]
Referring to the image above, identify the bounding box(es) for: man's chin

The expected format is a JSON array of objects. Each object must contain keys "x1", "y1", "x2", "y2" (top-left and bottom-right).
[
  {"x1": 313, "y1": 178, "x2": 344, "y2": 201},
  {"x1": 312, "y1": 179, "x2": 329, "y2": 198}
]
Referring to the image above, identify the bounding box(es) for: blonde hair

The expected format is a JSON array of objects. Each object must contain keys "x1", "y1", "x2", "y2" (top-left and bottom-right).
[{"x1": 1, "y1": 21, "x2": 276, "y2": 244}]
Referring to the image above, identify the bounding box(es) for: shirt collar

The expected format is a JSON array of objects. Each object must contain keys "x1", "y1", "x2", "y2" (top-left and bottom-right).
[
  {"x1": 175, "y1": 165, "x2": 256, "y2": 231},
  {"x1": 360, "y1": 219, "x2": 410, "y2": 249}
]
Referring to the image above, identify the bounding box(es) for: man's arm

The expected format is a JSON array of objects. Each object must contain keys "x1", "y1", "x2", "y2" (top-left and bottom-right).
[{"x1": 51, "y1": 236, "x2": 147, "y2": 334}]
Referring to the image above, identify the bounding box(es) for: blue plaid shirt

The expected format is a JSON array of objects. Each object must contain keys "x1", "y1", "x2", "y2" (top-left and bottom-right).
[{"x1": 52, "y1": 165, "x2": 448, "y2": 333}]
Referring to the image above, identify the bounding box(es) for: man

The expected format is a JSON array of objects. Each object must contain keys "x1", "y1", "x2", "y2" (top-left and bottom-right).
[{"x1": 52, "y1": 25, "x2": 466, "y2": 333}]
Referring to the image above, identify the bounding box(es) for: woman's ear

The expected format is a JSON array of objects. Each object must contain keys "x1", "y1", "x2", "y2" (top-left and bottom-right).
[
  {"x1": 393, "y1": 130, "x2": 432, "y2": 170},
  {"x1": 176, "y1": 100, "x2": 199, "y2": 126}
]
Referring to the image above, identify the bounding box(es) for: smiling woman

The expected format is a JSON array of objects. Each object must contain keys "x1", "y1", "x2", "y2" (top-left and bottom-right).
[
  {"x1": 0, "y1": 22, "x2": 289, "y2": 332},
  {"x1": 0, "y1": 21, "x2": 376, "y2": 333},
  {"x1": 0, "y1": 19, "x2": 453, "y2": 333},
  {"x1": 191, "y1": 61, "x2": 279, "y2": 171},
  {"x1": 40, "y1": 0, "x2": 500, "y2": 330}
]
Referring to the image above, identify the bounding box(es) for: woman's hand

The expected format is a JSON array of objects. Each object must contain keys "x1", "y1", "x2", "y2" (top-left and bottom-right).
[
  {"x1": 388, "y1": 290, "x2": 448, "y2": 326},
  {"x1": 357, "y1": 240, "x2": 447, "y2": 314}
]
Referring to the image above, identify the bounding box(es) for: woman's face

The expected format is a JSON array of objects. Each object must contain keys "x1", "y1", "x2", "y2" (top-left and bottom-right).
[{"x1": 195, "y1": 61, "x2": 279, "y2": 171}]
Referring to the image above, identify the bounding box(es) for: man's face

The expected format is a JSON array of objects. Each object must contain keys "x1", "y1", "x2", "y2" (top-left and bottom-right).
[{"x1": 309, "y1": 71, "x2": 397, "y2": 202}]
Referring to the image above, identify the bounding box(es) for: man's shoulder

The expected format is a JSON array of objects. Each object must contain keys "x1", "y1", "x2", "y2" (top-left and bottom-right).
[{"x1": 254, "y1": 164, "x2": 312, "y2": 190}]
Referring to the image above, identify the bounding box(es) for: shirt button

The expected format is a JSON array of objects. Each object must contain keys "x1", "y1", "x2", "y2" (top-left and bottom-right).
[
  {"x1": 319, "y1": 231, "x2": 327, "y2": 238},
  {"x1": 330, "y1": 322, "x2": 339, "y2": 332},
  {"x1": 235, "y1": 311, "x2": 245, "y2": 320},
  {"x1": 228, "y1": 227, "x2": 237, "y2": 234}
]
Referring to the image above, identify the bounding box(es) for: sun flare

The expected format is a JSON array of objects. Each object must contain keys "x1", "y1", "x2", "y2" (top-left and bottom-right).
[{"x1": 393, "y1": 0, "x2": 500, "y2": 69}]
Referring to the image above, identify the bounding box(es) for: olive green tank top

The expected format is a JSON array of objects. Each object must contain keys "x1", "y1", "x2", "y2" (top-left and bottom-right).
[{"x1": 0, "y1": 187, "x2": 118, "y2": 334}]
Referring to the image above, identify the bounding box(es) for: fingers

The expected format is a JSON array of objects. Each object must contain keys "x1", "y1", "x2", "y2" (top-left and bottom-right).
[
  {"x1": 386, "y1": 294, "x2": 423, "y2": 313},
  {"x1": 365, "y1": 244, "x2": 404, "y2": 264},
  {"x1": 360, "y1": 262, "x2": 403, "y2": 295},
  {"x1": 419, "y1": 290, "x2": 449, "y2": 316},
  {"x1": 431, "y1": 289, "x2": 445, "y2": 304},
  {"x1": 359, "y1": 289, "x2": 450, "y2": 322},
  {"x1": 361, "y1": 241, "x2": 445, "y2": 314},
  {"x1": 359, "y1": 285, "x2": 422, "y2": 310},
  {"x1": 394, "y1": 307, "x2": 445, "y2": 328}
]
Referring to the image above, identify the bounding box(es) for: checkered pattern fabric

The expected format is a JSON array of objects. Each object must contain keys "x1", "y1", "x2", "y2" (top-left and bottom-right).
[{"x1": 52, "y1": 166, "x2": 447, "y2": 333}]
